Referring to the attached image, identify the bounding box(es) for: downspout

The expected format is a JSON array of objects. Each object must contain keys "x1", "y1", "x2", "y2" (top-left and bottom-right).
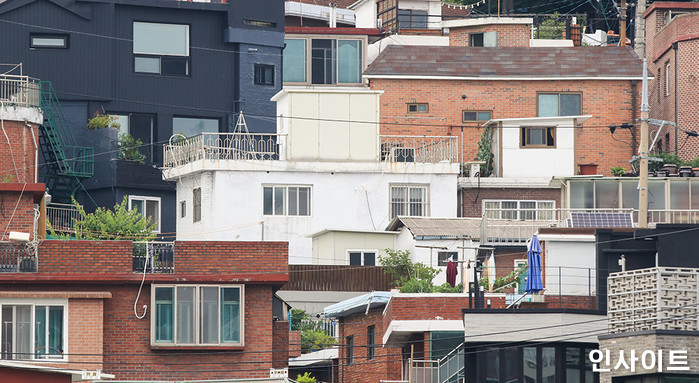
[{"x1": 673, "y1": 41, "x2": 678, "y2": 155}]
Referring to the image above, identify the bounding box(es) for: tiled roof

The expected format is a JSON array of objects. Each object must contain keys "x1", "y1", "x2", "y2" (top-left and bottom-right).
[{"x1": 364, "y1": 45, "x2": 646, "y2": 78}]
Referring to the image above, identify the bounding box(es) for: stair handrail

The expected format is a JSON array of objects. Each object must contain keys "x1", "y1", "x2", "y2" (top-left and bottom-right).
[{"x1": 437, "y1": 342, "x2": 466, "y2": 383}]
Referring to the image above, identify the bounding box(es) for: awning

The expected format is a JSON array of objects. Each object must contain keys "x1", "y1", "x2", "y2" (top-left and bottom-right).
[
  {"x1": 289, "y1": 347, "x2": 339, "y2": 367},
  {"x1": 383, "y1": 320, "x2": 465, "y2": 348},
  {"x1": 324, "y1": 291, "x2": 393, "y2": 318}
]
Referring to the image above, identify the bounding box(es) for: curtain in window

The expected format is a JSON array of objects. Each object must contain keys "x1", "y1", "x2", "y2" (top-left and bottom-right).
[
  {"x1": 48, "y1": 307, "x2": 63, "y2": 356},
  {"x1": 155, "y1": 288, "x2": 174, "y2": 343},
  {"x1": 338, "y1": 40, "x2": 361, "y2": 84},
  {"x1": 538, "y1": 94, "x2": 559, "y2": 117},
  {"x1": 133, "y1": 23, "x2": 189, "y2": 56},
  {"x1": 283, "y1": 39, "x2": 307, "y2": 83},
  {"x1": 177, "y1": 287, "x2": 195, "y2": 344},
  {"x1": 16, "y1": 306, "x2": 31, "y2": 359},
  {"x1": 200, "y1": 287, "x2": 219, "y2": 344},
  {"x1": 34, "y1": 306, "x2": 46, "y2": 358},
  {"x1": 220, "y1": 288, "x2": 240, "y2": 343}
]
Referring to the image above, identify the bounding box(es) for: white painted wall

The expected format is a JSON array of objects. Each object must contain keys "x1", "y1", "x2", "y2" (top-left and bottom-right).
[
  {"x1": 352, "y1": 0, "x2": 377, "y2": 28},
  {"x1": 500, "y1": 123, "x2": 575, "y2": 178},
  {"x1": 311, "y1": 230, "x2": 397, "y2": 265},
  {"x1": 175, "y1": 169, "x2": 457, "y2": 264},
  {"x1": 367, "y1": 35, "x2": 450, "y2": 64},
  {"x1": 399, "y1": 0, "x2": 442, "y2": 29},
  {"x1": 539, "y1": 235, "x2": 597, "y2": 295}
]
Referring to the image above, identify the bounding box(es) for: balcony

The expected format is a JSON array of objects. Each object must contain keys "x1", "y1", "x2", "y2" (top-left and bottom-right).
[
  {"x1": 0, "y1": 74, "x2": 40, "y2": 107},
  {"x1": 132, "y1": 242, "x2": 174, "y2": 273},
  {"x1": 0, "y1": 242, "x2": 37, "y2": 273},
  {"x1": 164, "y1": 133, "x2": 459, "y2": 169}
]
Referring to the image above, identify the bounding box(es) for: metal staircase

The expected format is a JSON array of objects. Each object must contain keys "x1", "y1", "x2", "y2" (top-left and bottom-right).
[
  {"x1": 410, "y1": 342, "x2": 465, "y2": 383},
  {"x1": 38, "y1": 81, "x2": 94, "y2": 202}
]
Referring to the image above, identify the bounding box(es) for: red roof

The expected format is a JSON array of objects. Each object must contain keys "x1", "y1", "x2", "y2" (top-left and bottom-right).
[{"x1": 285, "y1": 26, "x2": 383, "y2": 36}]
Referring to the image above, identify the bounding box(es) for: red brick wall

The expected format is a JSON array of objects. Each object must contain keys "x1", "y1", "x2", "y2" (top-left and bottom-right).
[
  {"x1": 339, "y1": 310, "x2": 402, "y2": 383},
  {"x1": 289, "y1": 330, "x2": 302, "y2": 358},
  {"x1": 0, "y1": 191, "x2": 36, "y2": 241},
  {"x1": 449, "y1": 24, "x2": 530, "y2": 47},
  {"x1": 38, "y1": 241, "x2": 133, "y2": 273},
  {"x1": 272, "y1": 321, "x2": 290, "y2": 368},
  {"x1": 0, "y1": 120, "x2": 39, "y2": 183},
  {"x1": 460, "y1": 187, "x2": 561, "y2": 217},
  {"x1": 370, "y1": 78, "x2": 639, "y2": 176}
]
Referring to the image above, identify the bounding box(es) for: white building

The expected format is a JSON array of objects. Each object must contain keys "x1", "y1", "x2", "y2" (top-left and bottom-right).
[{"x1": 163, "y1": 87, "x2": 460, "y2": 264}]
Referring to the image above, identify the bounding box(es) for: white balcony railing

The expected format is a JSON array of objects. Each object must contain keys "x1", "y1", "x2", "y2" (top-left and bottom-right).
[
  {"x1": 0, "y1": 74, "x2": 41, "y2": 107},
  {"x1": 380, "y1": 135, "x2": 459, "y2": 163}
]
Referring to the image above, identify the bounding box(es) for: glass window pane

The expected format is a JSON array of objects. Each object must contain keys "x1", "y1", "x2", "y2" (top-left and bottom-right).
[
  {"x1": 173, "y1": 117, "x2": 219, "y2": 138},
  {"x1": 311, "y1": 39, "x2": 335, "y2": 85},
  {"x1": 391, "y1": 186, "x2": 407, "y2": 217},
  {"x1": 112, "y1": 114, "x2": 130, "y2": 136},
  {"x1": 670, "y1": 181, "x2": 690, "y2": 209},
  {"x1": 484, "y1": 348, "x2": 499, "y2": 382},
  {"x1": 349, "y1": 252, "x2": 361, "y2": 265},
  {"x1": 134, "y1": 56, "x2": 160, "y2": 74},
  {"x1": 155, "y1": 288, "x2": 174, "y2": 343},
  {"x1": 595, "y1": 180, "x2": 619, "y2": 208},
  {"x1": 299, "y1": 187, "x2": 310, "y2": 215},
  {"x1": 133, "y1": 22, "x2": 189, "y2": 56},
  {"x1": 648, "y1": 180, "x2": 666, "y2": 210},
  {"x1": 621, "y1": 180, "x2": 639, "y2": 209},
  {"x1": 409, "y1": 187, "x2": 424, "y2": 216},
  {"x1": 523, "y1": 347, "x2": 537, "y2": 383},
  {"x1": 463, "y1": 111, "x2": 477, "y2": 121},
  {"x1": 263, "y1": 187, "x2": 273, "y2": 215},
  {"x1": 288, "y1": 187, "x2": 298, "y2": 216},
  {"x1": 146, "y1": 200, "x2": 159, "y2": 227},
  {"x1": 478, "y1": 111, "x2": 492, "y2": 121},
  {"x1": 530, "y1": 128, "x2": 546, "y2": 145},
  {"x1": 161, "y1": 57, "x2": 188, "y2": 76},
  {"x1": 503, "y1": 347, "x2": 518, "y2": 383},
  {"x1": 338, "y1": 40, "x2": 361, "y2": 84},
  {"x1": 15, "y1": 306, "x2": 31, "y2": 359},
  {"x1": 193, "y1": 188, "x2": 202, "y2": 222},
  {"x1": 32, "y1": 37, "x2": 66, "y2": 47},
  {"x1": 542, "y1": 347, "x2": 556, "y2": 383},
  {"x1": 560, "y1": 94, "x2": 581, "y2": 116},
  {"x1": 47, "y1": 307, "x2": 62, "y2": 357},
  {"x1": 584, "y1": 348, "x2": 595, "y2": 383},
  {"x1": 570, "y1": 181, "x2": 594, "y2": 209},
  {"x1": 34, "y1": 306, "x2": 46, "y2": 358},
  {"x1": 538, "y1": 94, "x2": 559, "y2": 117},
  {"x1": 274, "y1": 187, "x2": 285, "y2": 215},
  {"x1": 283, "y1": 39, "x2": 307, "y2": 83},
  {"x1": 130, "y1": 199, "x2": 144, "y2": 216},
  {"x1": 177, "y1": 287, "x2": 195, "y2": 344},
  {"x1": 200, "y1": 287, "x2": 219, "y2": 344},
  {"x1": 1, "y1": 306, "x2": 12, "y2": 359},
  {"x1": 221, "y1": 287, "x2": 241, "y2": 343},
  {"x1": 364, "y1": 252, "x2": 376, "y2": 266},
  {"x1": 566, "y1": 347, "x2": 582, "y2": 383}
]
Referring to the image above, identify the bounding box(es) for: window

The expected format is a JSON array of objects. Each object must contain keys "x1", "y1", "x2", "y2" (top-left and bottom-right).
[
  {"x1": 367, "y1": 326, "x2": 375, "y2": 360},
  {"x1": 664, "y1": 133, "x2": 670, "y2": 153},
  {"x1": 244, "y1": 19, "x2": 276, "y2": 28},
  {"x1": 348, "y1": 250, "x2": 376, "y2": 266},
  {"x1": 469, "y1": 31, "x2": 497, "y2": 47},
  {"x1": 111, "y1": 113, "x2": 155, "y2": 162},
  {"x1": 407, "y1": 103, "x2": 428, "y2": 113},
  {"x1": 128, "y1": 195, "x2": 161, "y2": 232},
  {"x1": 263, "y1": 186, "x2": 311, "y2": 216},
  {"x1": 657, "y1": 68, "x2": 661, "y2": 104},
  {"x1": 1, "y1": 302, "x2": 65, "y2": 360},
  {"x1": 173, "y1": 117, "x2": 219, "y2": 138},
  {"x1": 537, "y1": 93, "x2": 581, "y2": 117},
  {"x1": 30, "y1": 33, "x2": 68, "y2": 49},
  {"x1": 193, "y1": 188, "x2": 201, "y2": 223},
  {"x1": 180, "y1": 201, "x2": 186, "y2": 218},
  {"x1": 521, "y1": 126, "x2": 556, "y2": 148},
  {"x1": 398, "y1": 9, "x2": 428, "y2": 29},
  {"x1": 437, "y1": 251, "x2": 458, "y2": 267},
  {"x1": 133, "y1": 22, "x2": 189, "y2": 76},
  {"x1": 254, "y1": 64, "x2": 275, "y2": 86},
  {"x1": 390, "y1": 184, "x2": 429, "y2": 218},
  {"x1": 283, "y1": 37, "x2": 363, "y2": 85},
  {"x1": 462, "y1": 110, "x2": 492, "y2": 122},
  {"x1": 152, "y1": 285, "x2": 243, "y2": 346},
  {"x1": 665, "y1": 62, "x2": 671, "y2": 96},
  {"x1": 346, "y1": 335, "x2": 354, "y2": 364},
  {"x1": 483, "y1": 200, "x2": 555, "y2": 220}
]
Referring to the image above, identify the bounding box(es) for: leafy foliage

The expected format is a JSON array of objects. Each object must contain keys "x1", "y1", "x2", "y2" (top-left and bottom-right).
[
  {"x1": 118, "y1": 133, "x2": 147, "y2": 164},
  {"x1": 47, "y1": 196, "x2": 157, "y2": 240},
  {"x1": 87, "y1": 111, "x2": 120, "y2": 130},
  {"x1": 289, "y1": 309, "x2": 337, "y2": 354},
  {"x1": 476, "y1": 126, "x2": 494, "y2": 176},
  {"x1": 296, "y1": 372, "x2": 317, "y2": 383},
  {"x1": 611, "y1": 166, "x2": 627, "y2": 177},
  {"x1": 379, "y1": 249, "x2": 438, "y2": 288},
  {"x1": 478, "y1": 263, "x2": 528, "y2": 292}
]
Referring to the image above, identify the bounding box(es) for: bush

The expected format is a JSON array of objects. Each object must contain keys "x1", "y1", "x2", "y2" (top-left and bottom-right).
[
  {"x1": 118, "y1": 133, "x2": 147, "y2": 164},
  {"x1": 301, "y1": 330, "x2": 337, "y2": 353},
  {"x1": 379, "y1": 249, "x2": 438, "y2": 287},
  {"x1": 296, "y1": 372, "x2": 317, "y2": 383}
]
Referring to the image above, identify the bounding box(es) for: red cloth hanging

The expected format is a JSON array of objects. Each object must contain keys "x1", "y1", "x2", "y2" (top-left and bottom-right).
[{"x1": 446, "y1": 261, "x2": 458, "y2": 287}]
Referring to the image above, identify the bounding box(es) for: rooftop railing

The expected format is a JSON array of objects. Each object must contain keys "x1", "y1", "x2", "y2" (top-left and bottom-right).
[
  {"x1": 46, "y1": 203, "x2": 81, "y2": 233},
  {"x1": 380, "y1": 135, "x2": 459, "y2": 163},
  {"x1": 132, "y1": 242, "x2": 174, "y2": 273},
  {"x1": 0, "y1": 242, "x2": 37, "y2": 273},
  {"x1": 0, "y1": 74, "x2": 41, "y2": 107}
]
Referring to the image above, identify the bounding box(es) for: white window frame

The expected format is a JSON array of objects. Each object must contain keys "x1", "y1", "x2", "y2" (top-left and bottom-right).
[
  {"x1": 283, "y1": 34, "x2": 367, "y2": 86},
  {"x1": 390, "y1": 184, "x2": 430, "y2": 218},
  {"x1": 150, "y1": 285, "x2": 245, "y2": 347},
  {"x1": 128, "y1": 195, "x2": 161, "y2": 233},
  {"x1": 665, "y1": 62, "x2": 671, "y2": 96},
  {"x1": 0, "y1": 299, "x2": 68, "y2": 361},
  {"x1": 346, "y1": 250, "x2": 378, "y2": 266},
  {"x1": 263, "y1": 185, "x2": 312, "y2": 216},
  {"x1": 482, "y1": 200, "x2": 556, "y2": 221}
]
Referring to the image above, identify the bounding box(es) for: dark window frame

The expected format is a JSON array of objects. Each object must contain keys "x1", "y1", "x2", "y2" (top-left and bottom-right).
[
  {"x1": 437, "y1": 251, "x2": 458, "y2": 267},
  {"x1": 520, "y1": 126, "x2": 556, "y2": 148},
  {"x1": 470, "y1": 32, "x2": 485, "y2": 47},
  {"x1": 462, "y1": 110, "x2": 492, "y2": 123},
  {"x1": 254, "y1": 64, "x2": 275, "y2": 86},
  {"x1": 30, "y1": 33, "x2": 69, "y2": 49},
  {"x1": 346, "y1": 335, "x2": 354, "y2": 364},
  {"x1": 407, "y1": 103, "x2": 429, "y2": 113},
  {"x1": 348, "y1": 250, "x2": 376, "y2": 266},
  {"x1": 397, "y1": 9, "x2": 428, "y2": 29},
  {"x1": 536, "y1": 92, "x2": 582, "y2": 117},
  {"x1": 367, "y1": 326, "x2": 375, "y2": 360}
]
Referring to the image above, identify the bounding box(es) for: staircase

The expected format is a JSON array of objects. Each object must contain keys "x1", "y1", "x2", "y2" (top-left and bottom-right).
[
  {"x1": 410, "y1": 343, "x2": 465, "y2": 383},
  {"x1": 38, "y1": 81, "x2": 94, "y2": 202}
]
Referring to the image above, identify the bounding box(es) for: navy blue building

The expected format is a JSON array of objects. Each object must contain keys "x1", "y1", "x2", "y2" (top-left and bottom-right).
[{"x1": 0, "y1": 0, "x2": 284, "y2": 236}]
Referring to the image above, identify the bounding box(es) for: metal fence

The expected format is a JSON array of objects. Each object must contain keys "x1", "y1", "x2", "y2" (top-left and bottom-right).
[
  {"x1": 380, "y1": 135, "x2": 459, "y2": 163},
  {"x1": 46, "y1": 203, "x2": 81, "y2": 233},
  {"x1": 132, "y1": 242, "x2": 174, "y2": 273},
  {"x1": 0, "y1": 242, "x2": 37, "y2": 273},
  {"x1": 281, "y1": 265, "x2": 394, "y2": 292},
  {"x1": 0, "y1": 74, "x2": 40, "y2": 107},
  {"x1": 164, "y1": 133, "x2": 282, "y2": 167}
]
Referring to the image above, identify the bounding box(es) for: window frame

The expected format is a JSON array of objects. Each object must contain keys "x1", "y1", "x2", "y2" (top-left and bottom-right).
[
  {"x1": 347, "y1": 250, "x2": 377, "y2": 266},
  {"x1": 150, "y1": 284, "x2": 245, "y2": 347},
  {"x1": 520, "y1": 126, "x2": 556, "y2": 148},
  {"x1": 283, "y1": 34, "x2": 367, "y2": 86},
  {"x1": 30, "y1": 33, "x2": 69, "y2": 49},
  {"x1": 0, "y1": 299, "x2": 67, "y2": 361},
  {"x1": 397, "y1": 8, "x2": 428, "y2": 29},
  {"x1": 263, "y1": 185, "x2": 312, "y2": 217},
  {"x1": 128, "y1": 195, "x2": 161, "y2": 233},
  {"x1": 482, "y1": 200, "x2": 556, "y2": 221},
  {"x1": 254, "y1": 63, "x2": 275, "y2": 86},
  {"x1": 665, "y1": 62, "x2": 671, "y2": 97},
  {"x1": 462, "y1": 110, "x2": 492, "y2": 123},
  {"x1": 407, "y1": 103, "x2": 429, "y2": 113},
  {"x1": 180, "y1": 201, "x2": 186, "y2": 218},
  {"x1": 367, "y1": 325, "x2": 375, "y2": 360},
  {"x1": 346, "y1": 335, "x2": 354, "y2": 364},
  {"x1": 536, "y1": 92, "x2": 582, "y2": 117},
  {"x1": 437, "y1": 251, "x2": 458, "y2": 267},
  {"x1": 193, "y1": 188, "x2": 202, "y2": 223},
  {"x1": 390, "y1": 184, "x2": 430, "y2": 218},
  {"x1": 133, "y1": 21, "x2": 190, "y2": 77},
  {"x1": 172, "y1": 116, "x2": 220, "y2": 138}
]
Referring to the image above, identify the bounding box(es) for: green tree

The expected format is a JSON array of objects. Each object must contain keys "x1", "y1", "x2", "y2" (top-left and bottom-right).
[
  {"x1": 118, "y1": 133, "x2": 147, "y2": 164},
  {"x1": 379, "y1": 249, "x2": 445, "y2": 292},
  {"x1": 48, "y1": 196, "x2": 157, "y2": 240}
]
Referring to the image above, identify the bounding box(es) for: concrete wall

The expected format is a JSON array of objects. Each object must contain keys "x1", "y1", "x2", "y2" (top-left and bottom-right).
[
  {"x1": 540, "y1": 236, "x2": 597, "y2": 295},
  {"x1": 311, "y1": 230, "x2": 396, "y2": 265},
  {"x1": 500, "y1": 122, "x2": 576, "y2": 178}
]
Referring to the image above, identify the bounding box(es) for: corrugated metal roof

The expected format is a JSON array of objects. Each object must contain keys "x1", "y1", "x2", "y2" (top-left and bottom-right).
[
  {"x1": 324, "y1": 291, "x2": 393, "y2": 318},
  {"x1": 364, "y1": 45, "x2": 646, "y2": 78},
  {"x1": 386, "y1": 217, "x2": 481, "y2": 238}
]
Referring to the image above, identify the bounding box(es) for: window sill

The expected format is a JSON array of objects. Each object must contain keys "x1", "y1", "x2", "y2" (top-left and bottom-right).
[{"x1": 151, "y1": 345, "x2": 244, "y2": 351}]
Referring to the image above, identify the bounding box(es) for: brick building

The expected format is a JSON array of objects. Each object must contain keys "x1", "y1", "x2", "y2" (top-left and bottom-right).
[{"x1": 643, "y1": 2, "x2": 699, "y2": 160}]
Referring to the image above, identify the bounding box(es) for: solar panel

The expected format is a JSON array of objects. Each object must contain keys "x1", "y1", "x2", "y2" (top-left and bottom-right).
[{"x1": 569, "y1": 212, "x2": 634, "y2": 228}]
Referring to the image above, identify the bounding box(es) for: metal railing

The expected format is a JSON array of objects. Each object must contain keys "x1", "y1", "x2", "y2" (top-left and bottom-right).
[
  {"x1": 46, "y1": 203, "x2": 81, "y2": 233},
  {"x1": 291, "y1": 317, "x2": 339, "y2": 338},
  {"x1": 380, "y1": 135, "x2": 459, "y2": 163},
  {"x1": 0, "y1": 74, "x2": 41, "y2": 107},
  {"x1": 132, "y1": 242, "x2": 174, "y2": 273},
  {"x1": 164, "y1": 133, "x2": 282, "y2": 168},
  {"x1": 0, "y1": 242, "x2": 37, "y2": 273}
]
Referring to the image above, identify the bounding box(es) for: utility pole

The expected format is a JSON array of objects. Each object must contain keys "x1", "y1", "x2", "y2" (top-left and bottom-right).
[
  {"x1": 620, "y1": 0, "x2": 627, "y2": 46},
  {"x1": 639, "y1": 58, "x2": 650, "y2": 228}
]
